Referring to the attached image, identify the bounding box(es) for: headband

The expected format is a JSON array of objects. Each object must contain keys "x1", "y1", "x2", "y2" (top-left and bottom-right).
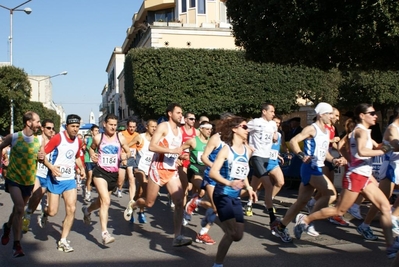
[
  {"x1": 200, "y1": 123, "x2": 213, "y2": 129},
  {"x1": 67, "y1": 118, "x2": 80, "y2": 125}
]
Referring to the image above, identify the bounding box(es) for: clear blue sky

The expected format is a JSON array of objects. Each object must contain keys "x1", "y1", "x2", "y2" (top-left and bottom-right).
[{"x1": 0, "y1": 0, "x2": 141, "y2": 123}]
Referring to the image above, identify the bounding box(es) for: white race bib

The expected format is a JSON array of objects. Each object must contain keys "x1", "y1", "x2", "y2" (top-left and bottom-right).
[
  {"x1": 230, "y1": 161, "x2": 249, "y2": 180},
  {"x1": 101, "y1": 154, "x2": 118, "y2": 167},
  {"x1": 164, "y1": 153, "x2": 178, "y2": 169},
  {"x1": 269, "y1": 149, "x2": 278, "y2": 160},
  {"x1": 130, "y1": 148, "x2": 136, "y2": 157},
  {"x1": 58, "y1": 164, "x2": 74, "y2": 179},
  {"x1": 138, "y1": 152, "x2": 153, "y2": 175},
  {"x1": 197, "y1": 151, "x2": 203, "y2": 164}
]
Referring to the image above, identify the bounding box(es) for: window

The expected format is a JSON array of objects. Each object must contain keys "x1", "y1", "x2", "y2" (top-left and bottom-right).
[
  {"x1": 198, "y1": 0, "x2": 205, "y2": 14},
  {"x1": 219, "y1": 2, "x2": 230, "y2": 23},
  {"x1": 189, "y1": 0, "x2": 195, "y2": 8},
  {"x1": 154, "y1": 8, "x2": 174, "y2": 22},
  {"x1": 181, "y1": 0, "x2": 187, "y2": 12}
]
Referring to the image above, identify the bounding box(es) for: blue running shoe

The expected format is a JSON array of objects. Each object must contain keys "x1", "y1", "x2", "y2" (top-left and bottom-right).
[{"x1": 138, "y1": 212, "x2": 147, "y2": 223}]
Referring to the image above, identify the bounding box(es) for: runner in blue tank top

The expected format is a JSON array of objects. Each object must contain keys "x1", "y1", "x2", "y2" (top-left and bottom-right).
[{"x1": 209, "y1": 116, "x2": 257, "y2": 267}]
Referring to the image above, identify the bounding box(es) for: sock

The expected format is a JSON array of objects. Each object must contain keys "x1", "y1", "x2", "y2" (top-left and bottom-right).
[
  {"x1": 102, "y1": 231, "x2": 108, "y2": 236},
  {"x1": 268, "y1": 208, "x2": 276, "y2": 222},
  {"x1": 195, "y1": 198, "x2": 202, "y2": 205},
  {"x1": 60, "y1": 238, "x2": 67, "y2": 243},
  {"x1": 309, "y1": 198, "x2": 316, "y2": 206},
  {"x1": 247, "y1": 200, "x2": 253, "y2": 206},
  {"x1": 199, "y1": 227, "x2": 209, "y2": 235}
]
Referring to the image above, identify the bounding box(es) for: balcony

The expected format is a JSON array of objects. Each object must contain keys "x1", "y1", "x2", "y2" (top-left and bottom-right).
[
  {"x1": 99, "y1": 102, "x2": 108, "y2": 112},
  {"x1": 144, "y1": 0, "x2": 175, "y2": 11}
]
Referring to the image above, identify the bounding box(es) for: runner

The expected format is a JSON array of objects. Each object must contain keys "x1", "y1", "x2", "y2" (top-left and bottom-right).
[
  {"x1": 124, "y1": 103, "x2": 192, "y2": 247},
  {"x1": 22, "y1": 119, "x2": 55, "y2": 232},
  {"x1": 271, "y1": 102, "x2": 345, "y2": 242},
  {"x1": 0, "y1": 111, "x2": 43, "y2": 257},
  {"x1": 245, "y1": 103, "x2": 278, "y2": 216},
  {"x1": 40, "y1": 114, "x2": 85, "y2": 253},
  {"x1": 82, "y1": 114, "x2": 131, "y2": 245},
  {"x1": 209, "y1": 116, "x2": 257, "y2": 267},
  {"x1": 294, "y1": 103, "x2": 399, "y2": 258},
  {"x1": 83, "y1": 124, "x2": 99, "y2": 202},
  {"x1": 182, "y1": 121, "x2": 216, "y2": 244},
  {"x1": 129, "y1": 119, "x2": 157, "y2": 223}
]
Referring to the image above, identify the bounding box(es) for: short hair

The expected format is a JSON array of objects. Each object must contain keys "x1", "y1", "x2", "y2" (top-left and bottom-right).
[
  {"x1": 146, "y1": 119, "x2": 157, "y2": 126},
  {"x1": 104, "y1": 114, "x2": 118, "y2": 122},
  {"x1": 42, "y1": 118, "x2": 54, "y2": 126},
  {"x1": 184, "y1": 112, "x2": 195, "y2": 118},
  {"x1": 23, "y1": 111, "x2": 37, "y2": 125},
  {"x1": 90, "y1": 124, "x2": 99, "y2": 131},
  {"x1": 126, "y1": 119, "x2": 137, "y2": 126},
  {"x1": 261, "y1": 103, "x2": 274, "y2": 112},
  {"x1": 274, "y1": 114, "x2": 282, "y2": 121},
  {"x1": 165, "y1": 103, "x2": 182, "y2": 118}
]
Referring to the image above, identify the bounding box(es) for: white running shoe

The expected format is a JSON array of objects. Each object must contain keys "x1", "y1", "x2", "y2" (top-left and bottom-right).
[{"x1": 124, "y1": 200, "x2": 136, "y2": 221}]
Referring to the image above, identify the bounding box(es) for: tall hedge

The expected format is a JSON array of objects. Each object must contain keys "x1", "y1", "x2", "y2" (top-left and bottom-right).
[{"x1": 124, "y1": 48, "x2": 340, "y2": 119}]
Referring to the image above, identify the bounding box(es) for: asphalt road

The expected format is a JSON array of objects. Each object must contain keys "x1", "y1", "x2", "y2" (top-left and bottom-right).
[{"x1": 0, "y1": 181, "x2": 394, "y2": 267}]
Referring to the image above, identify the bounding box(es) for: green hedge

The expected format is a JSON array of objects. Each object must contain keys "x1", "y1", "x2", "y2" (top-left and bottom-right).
[{"x1": 124, "y1": 48, "x2": 341, "y2": 119}]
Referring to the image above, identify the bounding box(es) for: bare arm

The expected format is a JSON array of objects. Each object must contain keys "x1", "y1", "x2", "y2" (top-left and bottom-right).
[
  {"x1": 201, "y1": 134, "x2": 219, "y2": 168},
  {"x1": 355, "y1": 128, "x2": 385, "y2": 157},
  {"x1": 149, "y1": 122, "x2": 182, "y2": 155}
]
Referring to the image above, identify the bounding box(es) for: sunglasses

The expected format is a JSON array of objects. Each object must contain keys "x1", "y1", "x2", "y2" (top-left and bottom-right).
[
  {"x1": 187, "y1": 118, "x2": 196, "y2": 121},
  {"x1": 365, "y1": 111, "x2": 377, "y2": 116},
  {"x1": 237, "y1": 124, "x2": 248, "y2": 130},
  {"x1": 45, "y1": 126, "x2": 55, "y2": 130}
]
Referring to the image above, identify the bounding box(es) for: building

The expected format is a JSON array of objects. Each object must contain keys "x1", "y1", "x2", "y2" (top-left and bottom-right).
[
  {"x1": 28, "y1": 75, "x2": 66, "y2": 125},
  {"x1": 99, "y1": 0, "x2": 235, "y2": 126}
]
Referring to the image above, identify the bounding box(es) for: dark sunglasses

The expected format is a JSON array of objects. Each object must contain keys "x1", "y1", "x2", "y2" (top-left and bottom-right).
[
  {"x1": 187, "y1": 118, "x2": 196, "y2": 121},
  {"x1": 45, "y1": 126, "x2": 55, "y2": 130},
  {"x1": 237, "y1": 124, "x2": 248, "y2": 130},
  {"x1": 365, "y1": 111, "x2": 377, "y2": 116}
]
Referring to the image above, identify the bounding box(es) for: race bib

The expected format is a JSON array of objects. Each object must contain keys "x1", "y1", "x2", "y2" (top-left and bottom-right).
[
  {"x1": 101, "y1": 154, "x2": 118, "y2": 167},
  {"x1": 164, "y1": 153, "x2": 178, "y2": 169},
  {"x1": 197, "y1": 151, "x2": 203, "y2": 164},
  {"x1": 58, "y1": 165, "x2": 74, "y2": 179},
  {"x1": 138, "y1": 152, "x2": 153, "y2": 174},
  {"x1": 230, "y1": 161, "x2": 249, "y2": 180},
  {"x1": 269, "y1": 149, "x2": 278, "y2": 160},
  {"x1": 317, "y1": 148, "x2": 327, "y2": 162},
  {"x1": 38, "y1": 162, "x2": 47, "y2": 170},
  {"x1": 264, "y1": 132, "x2": 273, "y2": 144},
  {"x1": 130, "y1": 148, "x2": 136, "y2": 157}
]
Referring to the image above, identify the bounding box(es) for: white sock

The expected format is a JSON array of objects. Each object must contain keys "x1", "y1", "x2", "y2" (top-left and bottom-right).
[
  {"x1": 102, "y1": 231, "x2": 108, "y2": 236},
  {"x1": 199, "y1": 227, "x2": 209, "y2": 235},
  {"x1": 60, "y1": 238, "x2": 67, "y2": 243},
  {"x1": 195, "y1": 198, "x2": 202, "y2": 205},
  {"x1": 247, "y1": 200, "x2": 253, "y2": 206}
]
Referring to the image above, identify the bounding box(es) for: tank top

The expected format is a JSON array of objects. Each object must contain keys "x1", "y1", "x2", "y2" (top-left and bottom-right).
[
  {"x1": 214, "y1": 145, "x2": 250, "y2": 198},
  {"x1": 7, "y1": 131, "x2": 40, "y2": 185},
  {"x1": 151, "y1": 122, "x2": 182, "y2": 170},
  {"x1": 303, "y1": 123, "x2": 330, "y2": 168},
  {"x1": 137, "y1": 133, "x2": 154, "y2": 175},
  {"x1": 190, "y1": 136, "x2": 207, "y2": 165},
  {"x1": 49, "y1": 131, "x2": 80, "y2": 181},
  {"x1": 97, "y1": 133, "x2": 121, "y2": 173},
  {"x1": 269, "y1": 132, "x2": 282, "y2": 163},
  {"x1": 36, "y1": 135, "x2": 51, "y2": 178},
  {"x1": 348, "y1": 124, "x2": 373, "y2": 176},
  {"x1": 204, "y1": 135, "x2": 225, "y2": 180},
  {"x1": 180, "y1": 126, "x2": 196, "y2": 153},
  {"x1": 248, "y1": 118, "x2": 277, "y2": 158}
]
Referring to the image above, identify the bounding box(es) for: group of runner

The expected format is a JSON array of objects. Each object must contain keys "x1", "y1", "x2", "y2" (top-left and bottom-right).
[{"x1": 2, "y1": 101, "x2": 399, "y2": 266}]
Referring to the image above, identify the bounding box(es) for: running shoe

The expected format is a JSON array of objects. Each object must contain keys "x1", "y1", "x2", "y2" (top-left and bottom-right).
[
  {"x1": 1, "y1": 223, "x2": 10, "y2": 245},
  {"x1": 172, "y1": 235, "x2": 192, "y2": 247},
  {"x1": 387, "y1": 237, "x2": 399, "y2": 258},
  {"x1": 84, "y1": 190, "x2": 91, "y2": 202},
  {"x1": 306, "y1": 224, "x2": 320, "y2": 237},
  {"x1": 12, "y1": 242, "x2": 25, "y2": 257},
  {"x1": 347, "y1": 205, "x2": 363, "y2": 220},
  {"x1": 357, "y1": 225, "x2": 378, "y2": 241},
  {"x1": 294, "y1": 214, "x2": 307, "y2": 239},
  {"x1": 195, "y1": 233, "x2": 216, "y2": 245},
  {"x1": 36, "y1": 203, "x2": 42, "y2": 211},
  {"x1": 184, "y1": 196, "x2": 199, "y2": 221},
  {"x1": 102, "y1": 232, "x2": 115, "y2": 245},
  {"x1": 22, "y1": 212, "x2": 31, "y2": 233},
  {"x1": 138, "y1": 212, "x2": 147, "y2": 223},
  {"x1": 117, "y1": 189, "x2": 123, "y2": 198},
  {"x1": 57, "y1": 240, "x2": 74, "y2": 253},
  {"x1": 328, "y1": 216, "x2": 349, "y2": 226},
  {"x1": 182, "y1": 218, "x2": 188, "y2": 226},
  {"x1": 168, "y1": 193, "x2": 175, "y2": 209},
  {"x1": 271, "y1": 223, "x2": 293, "y2": 243},
  {"x1": 244, "y1": 204, "x2": 253, "y2": 216},
  {"x1": 124, "y1": 200, "x2": 136, "y2": 221},
  {"x1": 82, "y1": 207, "x2": 91, "y2": 225},
  {"x1": 38, "y1": 211, "x2": 48, "y2": 228}
]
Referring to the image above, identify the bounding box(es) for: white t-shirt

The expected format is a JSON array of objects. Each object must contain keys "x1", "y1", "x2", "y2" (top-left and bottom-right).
[{"x1": 247, "y1": 118, "x2": 277, "y2": 158}]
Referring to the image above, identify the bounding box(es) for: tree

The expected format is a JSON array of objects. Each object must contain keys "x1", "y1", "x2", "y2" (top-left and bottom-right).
[
  {"x1": 226, "y1": 0, "x2": 399, "y2": 70},
  {"x1": 0, "y1": 66, "x2": 32, "y2": 135}
]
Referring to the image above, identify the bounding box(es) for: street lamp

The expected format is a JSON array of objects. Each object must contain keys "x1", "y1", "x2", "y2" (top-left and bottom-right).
[
  {"x1": 0, "y1": 0, "x2": 32, "y2": 65},
  {"x1": 30, "y1": 71, "x2": 68, "y2": 103},
  {"x1": 10, "y1": 83, "x2": 20, "y2": 134}
]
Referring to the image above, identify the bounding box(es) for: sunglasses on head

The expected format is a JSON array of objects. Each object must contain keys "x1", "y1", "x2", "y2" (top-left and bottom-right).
[
  {"x1": 45, "y1": 126, "x2": 55, "y2": 130},
  {"x1": 365, "y1": 111, "x2": 377, "y2": 116},
  {"x1": 236, "y1": 124, "x2": 248, "y2": 130}
]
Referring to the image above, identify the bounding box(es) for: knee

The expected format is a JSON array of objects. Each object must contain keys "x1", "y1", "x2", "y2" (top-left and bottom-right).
[
  {"x1": 46, "y1": 208, "x2": 57, "y2": 217},
  {"x1": 100, "y1": 198, "x2": 111, "y2": 208},
  {"x1": 173, "y1": 198, "x2": 184, "y2": 209},
  {"x1": 66, "y1": 205, "x2": 76, "y2": 215},
  {"x1": 13, "y1": 205, "x2": 25, "y2": 216},
  {"x1": 145, "y1": 200, "x2": 155, "y2": 208},
  {"x1": 231, "y1": 230, "x2": 244, "y2": 242},
  {"x1": 275, "y1": 179, "x2": 284, "y2": 188}
]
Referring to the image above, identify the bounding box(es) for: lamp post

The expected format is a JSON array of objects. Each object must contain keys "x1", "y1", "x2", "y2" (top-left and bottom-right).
[
  {"x1": 0, "y1": 0, "x2": 32, "y2": 65},
  {"x1": 30, "y1": 71, "x2": 68, "y2": 103},
  {"x1": 10, "y1": 83, "x2": 20, "y2": 134}
]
